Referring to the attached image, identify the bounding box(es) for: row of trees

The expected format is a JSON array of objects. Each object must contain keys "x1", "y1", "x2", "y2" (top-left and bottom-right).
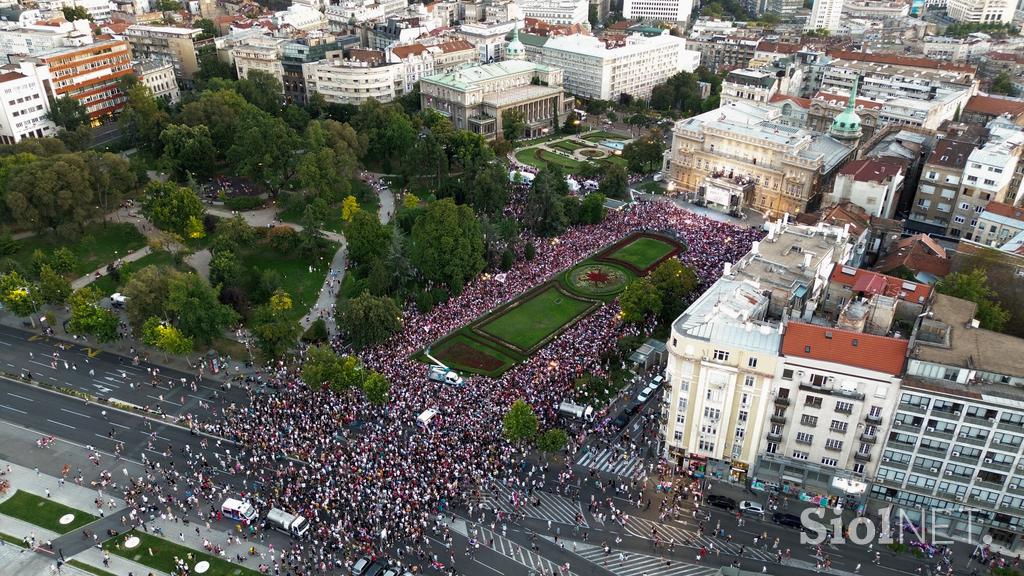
[
  {"x1": 503, "y1": 399, "x2": 569, "y2": 455},
  {"x1": 620, "y1": 259, "x2": 699, "y2": 325},
  {"x1": 301, "y1": 345, "x2": 391, "y2": 406},
  {"x1": 649, "y1": 68, "x2": 723, "y2": 117}
]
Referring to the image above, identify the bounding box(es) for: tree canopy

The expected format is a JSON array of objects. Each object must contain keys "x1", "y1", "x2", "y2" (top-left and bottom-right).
[
  {"x1": 141, "y1": 181, "x2": 205, "y2": 236},
  {"x1": 936, "y1": 268, "x2": 1011, "y2": 332},
  {"x1": 410, "y1": 198, "x2": 485, "y2": 290},
  {"x1": 503, "y1": 399, "x2": 539, "y2": 443},
  {"x1": 338, "y1": 292, "x2": 403, "y2": 349}
]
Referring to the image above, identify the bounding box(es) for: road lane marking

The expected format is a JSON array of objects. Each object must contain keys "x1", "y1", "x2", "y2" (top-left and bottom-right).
[
  {"x1": 46, "y1": 419, "x2": 75, "y2": 429},
  {"x1": 0, "y1": 404, "x2": 27, "y2": 414},
  {"x1": 109, "y1": 421, "x2": 130, "y2": 429},
  {"x1": 472, "y1": 559, "x2": 502, "y2": 575},
  {"x1": 0, "y1": 340, "x2": 10, "y2": 346},
  {"x1": 7, "y1": 393, "x2": 33, "y2": 402},
  {"x1": 146, "y1": 395, "x2": 182, "y2": 407},
  {"x1": 0, "y1": 420, "x2": 144, "y2": 467},
  {"x1": 60, "y1": 408, "x2": 91, "y2": 419},
  {"x1": 29, "y1": 360, "x2": 53, "y2": 370}
]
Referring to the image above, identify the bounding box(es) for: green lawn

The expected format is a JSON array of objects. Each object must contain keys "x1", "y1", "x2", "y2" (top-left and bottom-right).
[
  {"x1": 605, "y1": 237, "x2": 677, "y2": 270},
  {"x1": 582, "y1": 131, "x2": 629, "y2": 142},
  {"x1": 478, "y1": 286, "x2": 593, "y2": 351},
  {"x1": 0, "y1": 490, "x2": 98, "y2": 534},
  {"x1": 537, "y1": 149, "x2": 584, "y2": 170},
  {"x1": 89, "y1": 250, "x2": 184, "y2": 296},
  {"x1": 104, "y1": 531, "x2": 261, "y2": 576},
  {"x1": 598, "y1": 155, "x2": 629, "y2": 168},
  {"x1": 9, "y1": 223, "x2": 146, "y2": 278},
  {"x1": 68, "y1": 560, "x2": 116, "y2": 576},
  {"x1": 429, "y1": 332, "x2": 522, "y2": 378},
  {"x1": 551, "y1": 139, "x2": 587, "y2": 152},
  {"x1": 279, "y1": 180, "x2": 381, "y2": 235},
  {"x1": 238, "y1": 243, "x2": 335, "y2": 322}
]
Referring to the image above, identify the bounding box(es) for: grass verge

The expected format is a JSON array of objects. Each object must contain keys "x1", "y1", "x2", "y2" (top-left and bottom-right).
[
  {"x1": 9, "y1": 222, "x2": 147, "y2": 277},
  {"x1": 68, "y1": 560, "x2": 117, "y2": 576},
  {"x1": 238, "y1": 241, "x2": 336, "y2": 323},
  {"x1": 104, "y1": 530, "x2": 262, "y2": 576},
  {"x1": 0, "y1": 490, "x2": 98, "y2": 534},
  {"x1": 0, "y1": 531, "x2": 27, "y2": 547},
  {"x1": 582, "y1": 131, "x2": 629, "y2": 142},
  {"x1": 604, "y1": 237, "x2": 676, "y2": 270}
]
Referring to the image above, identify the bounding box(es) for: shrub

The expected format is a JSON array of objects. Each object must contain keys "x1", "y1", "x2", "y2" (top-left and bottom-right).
[{"x1": 224, "y1": 195, "x2": 264, "y2": 211}]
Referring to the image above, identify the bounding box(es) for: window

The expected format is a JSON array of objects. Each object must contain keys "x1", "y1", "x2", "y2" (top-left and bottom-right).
[
  {"x1": 706, "y1": 389, "x2": 723, "y2": 402},
  {"x1": 738, "y1": 410, "x2": 749, "y2": 423},
  {"x1": 954, "y1": 216, "x2": 965, "y2": 224},
  {"x1": 801, "y1": 415, "x2": 818, "y2": 426},
  {"x1": 869, "y1": 405, "x2": 883, "y2": 418},
  {"x1": 748, "y1": 357, "x2": 758, "y2": 368},
  {"x1": 704, "y1": 407, "x2": 721, "y2": 421},
  {"x1": 744, "y1": 375, "x2": 755, "y2": 388},
  {"x1": 821, "y1": 457, "x2": 838, "y2": 467},
  {"x1": 805, "y1": 396, "x2": 823, "y2": 409},
  {"x1": 825, "y1": 439, "x2": 844, "y2": 451},
  {"x1": 713, "y1": 350, "x2": 729, "y2": 362},
  {"x1": 796, "y1": 432, "x2": 814, "y2": 444},
  {"x1": 765, "y1": 442, "x2": 778, "y2": 454},
  {"x1": 853, "y1": 463, "x2": 865, "y2": 475},
  {"x1": 835, "y1": 401, "x2": 854, "y2": 414},
  {"x1": 960, "y1": 202, "x2": 971, "y2": 210},
  {"x1": 782, "y1": 369, "x2": 794, "y2": 380},
  {"x1": 831, "y1": 420, "x2": 849, "y2": 433},
  {"x1": 792, "y1": 450, "x2": 809, "y2": 461}
]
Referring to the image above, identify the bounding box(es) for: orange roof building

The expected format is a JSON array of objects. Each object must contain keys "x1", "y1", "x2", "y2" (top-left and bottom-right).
[
  {"x1": 874, "y1": 233, "x2": 950, "y2": 282},
  {"x1": 782, "y1": 321, "x2": 909, "y2": 375},
  {"x1": 13, "y1": 39, "x2": 133, "y2": 119}
]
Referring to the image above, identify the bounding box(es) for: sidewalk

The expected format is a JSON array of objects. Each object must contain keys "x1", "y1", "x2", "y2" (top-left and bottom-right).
[
  {"x1": 0, "y1": 459, "x2": 126, "y2": 517},
  {"x1": 299, "y1": 240, "x2": 347, "y2": 336},
  {"x1": 71, "y1": 246, "x2": 152, "y2": 290}
]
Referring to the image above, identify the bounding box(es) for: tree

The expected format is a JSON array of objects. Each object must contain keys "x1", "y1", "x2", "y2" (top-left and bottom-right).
[
  {"x1": 346, "y1": 209, "x2": 390, "y2": 269},
  {"x1": 350, "y1": 100, "x2": 415, "y2": 171},
  {"x1": 165, "y1": 272, "x2": 238, "y2": 344},
  {"x1": 302, "y1": 345, "x2": 365, "y2": 391},
  {"x1": 37, "y1": 264, "x2": 71, "y2": 306},
  {"x1": 227, "y1": 114, "x2": 299, "y2": 194},
  {"x1": 194, "y1": 46, "x2": 235, "y2": 86},
  {"x1": 194, "y1": 18, "x2": 218, "y2": 39},
  {"x1": 161, "y1": 124, "x2": 216, "y2": 179},
  {"x1": 141, "y1": 181, "x2": 205, "y2": 236},
  {"x1": 0, "y1": 271, "x2": 38, "y2": 318},
  {"x1": 118, "y1": 83, "x2": 169, "y2": 151},
  {"x1": 362, "y1": 371, "x2": 390, "y2": 406},
  {"x1": 648, "y1": 259, "x2": 698, "y2": 323},
  {"x1": 155, "y1": 0, "x2": 181, "y2": 10},
  {"x1": 338, "y1": 293, "x2": 403, "y2": 349},
  {"x1": 269, "y1": 289, "x2": 292, "y2": 314},
  {"x1": 935, "y1": 268, "x2": 1011, "y2": 332},
  {"x1": 991, "y1": 72, "x2": 1019, "y2": 97},
  {"x1": 524, "y1": 167, "x2": 569, "y2": 236},
  {"x1": 67, "y1": 287, "x2": 119, "y2": 342},
  {"x1": 141, "y1": 316, "x2": 193, "y2": 356},
  {"x1": 622, "y1": 135, "x2": 665, "y2": 173},
  {"x1": 122, "y1": 265, "x2": 173, "y2": 332},
  {"x1": 537, "y1": 428, "x2": 568, "y2": 454},
  {"x1": 341, "y1": 195, "x2": 360, "y2": 222},
  {"x1": 47, "y1": 97, "x2": 89, "y2": 132},
  {"x1": 503, "y1": 399, "x2": 538, "y2": 443},
  {"x1": 236, "y1": 71, "x2": 283, "y2": 115},
  {"x1": 4, "y1": 153, "x2": 108, "y2": 237},
  {"x1": 580, "y1": 193, "x2": 606, "y2": 224},
  {"x1": 179, "y1": 89, "x2": 259, "y2": 156},
  {"x1": 250, "y1": 303, "x2": 300, "y2": 358},
  {"x1": 466, "y1": 162, "x2": 509, "y2": 216},
  {"x1": 410, "y1": 198, "x2": 485, "y2": 290},
  {"x1": 61, "y1": 6, "x2": 92, "y2": 20},
  {"x1": 502, "y1": 109, "x2": 526, "y2": 145},
  {"x1": 598, "y1": 163, "x2": 629, "y2": 200},
  {"x1": 620, "y1": 277, "x2": 662, "y2": 324}
]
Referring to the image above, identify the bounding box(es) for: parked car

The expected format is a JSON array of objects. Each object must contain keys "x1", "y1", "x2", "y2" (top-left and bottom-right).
[
  {"x1": 381, "y1": 567, "x2": 401, "y2": 576},
  {"x1": 739, "y1": 500, "x2": 765, "y2": 517},
  {"x1": 706, "y1": 495, "x2": 737, "y2": 511},
  {"x1": 637, "y1": 385, "x2": 656, "y2": 402},
  {"x1": 364, "y1": 561, "x2": 388, "y2": 576},
  {"x1": 772, "y1": 512, "x2": 802, "y2": 529},
  {"x1": 624, "y1": 403, "x2": 642, "y2": 417},
  {"x1": 612, "y1": 413, "x2": 629, "y2": 429},
  {"x1": 351, "y1": 557, "x2": 372, "y2": 576}
]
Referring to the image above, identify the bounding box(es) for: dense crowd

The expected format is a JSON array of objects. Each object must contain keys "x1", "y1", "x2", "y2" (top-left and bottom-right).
[{"x1": 121, "y1": 199, "x2": 762, "y2": 575}]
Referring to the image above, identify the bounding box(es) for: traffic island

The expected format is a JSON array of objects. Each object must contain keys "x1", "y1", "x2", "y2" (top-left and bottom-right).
[
  {"x1": 104, "y1": 530, "x2": 263, "y2": 576},
  {"x1": 0, "y1": 490, "x2": 97, "y2": 534}
]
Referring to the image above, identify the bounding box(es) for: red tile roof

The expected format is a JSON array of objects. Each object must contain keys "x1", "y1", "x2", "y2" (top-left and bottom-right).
[
  {"x1": 756, "y1": 41, "x2": 802, "y2": 54},
  {"x1": 830, "y1": 265, "x2": 931, "y2": 305},
  {"x1": 782, "y1": 322, "x2": 908, "y2": 375},
  {"x1": 0, "y1": 71, "x2": 26, "y2": 83},
  {"x1": 437, "y1": 39, "x2": 473, "y2": 53},
  {"x1": 390, "y1": 43, "x2": 428, "y2": 58},
  {"x1": 989, "y1": 52, "x2": 1024, "y2": 64},
  {"x1": 874, "y1": 234, "x2": 950, "y2": 279},
  {"x1": 813, "y1": 91, "x2": 884, "y2": 110},
  {"x1": 926, "y1": 138, "x2": 975, "y2": 170},
  {"x1": 769, "y1": 93, "x2": 812, "y2": 108},
  {"x1": 817, "y1": 202, "x2": 871, "y2": 237},
  {"x1": 983, "y1": 200, "x2": 1024, "y2": 222},
  {"x1": 826, "y1": 49, "x2": 976, "y2": 73},
  {"x1": 838, "y1": 158, "x2": 905, "y2": 183},
  {"x1": 964, "y1": 94, "x2": 1024, "y2": 118}
]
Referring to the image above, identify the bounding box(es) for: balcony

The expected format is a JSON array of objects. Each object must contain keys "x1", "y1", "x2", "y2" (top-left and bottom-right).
[
  {"x1": 958, "y1": 435, "x2": 988, "y2": 447},
  {"x1": 854, "y1": 452, "x2": 872, "y2": 462},
  {"x1": 899, "y1": 403, "x2": 928, "y2": 415},
  {"x1": 975, "y1": 479, "x2": 1006, "y2": 491},
  {"x1": 949, "y1": 452, "x2": 980, "y2": 465},
  {"x1": 981, "y1": 459, "x2": 1012, "y2": 472},
  {"x1": 766, "y1": 431, "x2": 782, "y2": 442},
  {"x1": 825, "y1": 444, "x2": 843, "y2": 453},
  {"x1": 774, "y1": 396, "x2": 791, "y2": 407},
  {"x1": 771, "y1": 414, "x2": 787, "y2": 424},
  {"x1": 1007, "y1": 483, "x2": 1024, "y2": 495},
  {"x1": 865, "y1": 414, "x2": 883, "y2": 425},
  {"x1": 894, "y1": 420, "x2": 921, "y2": 431},
  {"x1": 860, "y1": 433, "x2": 877, "y2": 444},
  {"x1": 911, "y1": 464, "x2": 938, "y2": 475},
  {"x1": 967, "y1": 495, "x2": 997, "y2": 509},
  {"x1": 927, "y1": 429, "x2": 955, "y2": 441},
  {"x1": 964, "y1": 415, "x2": 996, "y2": 427},
  {"x1": 997, "y1": 420, "x2": 1024, "y2": 434},
  {"x1": 929, "y1": 410, "x2": 961, "y2": 422},
  {"x1": 799, "y1": 384, "x2": 866, "y2": 401},
  {"x1": 945, "y1": 471, "x2": 972, "y2": 482},
  {"x1": 990, "y1": 441, "x2": 1023, "y2": 453},
  {"x1": 918, "y1": 446, "x2": 948, "y2": 458}
]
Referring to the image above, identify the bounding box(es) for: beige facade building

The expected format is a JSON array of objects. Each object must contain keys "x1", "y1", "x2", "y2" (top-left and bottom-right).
[
  {"x1": 133, "y1": 61, "x2": 180, "y2": 104},
  {"x1": 303, "y1": 57, "x2": 404, "y2": 105},
  {"x1": 123, "y1": 25, "x2": 202, "y2": 84},
  {"x1": 664, "y1": 101, "x2": 853, "y2": 218},
  {"x1": 230, "y1": 37, "x2": 288, "y2": 86}
]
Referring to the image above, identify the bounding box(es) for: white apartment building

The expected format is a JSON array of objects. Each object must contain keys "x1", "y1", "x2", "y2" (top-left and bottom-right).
[
  {"x1": 827, "y1": 157, "x2": 906, "y2": 219},
  {"x1": 518, "y1": 0, "x2": 590, "y2": 25},
  {"x1": 0, "y1": 20, "x2": 93, "y2": 57},
  {"x1": 0, "y1": 62, "x2": 55, "y2": 144},
  {"x1": 947, "y1": 0, "x2": 1016, "y2": 22},
  {"x1": 38, "y1": 0, "x2": 112, "y2": 22},
  {"x1": 325, "y1": 2, "x2": 385, "y2": 31},
  {"x1": 973, "y1": 201, "x2": 1024, "y2": 249},
  {"x1": 921, "y1": 34, "x2": 993, "y2": 61},
  {"x1": 535, "y1": 34, "x2": 698, "y2": 101},
  {"x1": 388, "y1": 39, "x2": 476, "y2": 93},
  {"x1": 806, "y1": 0, "x2": 843, "y2": 32},
  {"x1": 720, "y1": 68, "x2": 779, "y2": 105},
  {"x1": 303, "y1": 58, "x2": 404, "y2": 105},
  {"x1": 949, "y1": 125, "x2": 1024, "y2": 240},
  {"x1": 663, "y1": 276, "x2": 781, "y2": 482},
  {"x1": 624, "y1": 0, "x2": 693, "y2": 23},
  {"x1": 134, "y1": 61, "x2": 179, "y2": 104},
  {"x1": 231, "y1": 37, "x2": 287, "y2": 87},
  {"x1": 455, "y1": 20, "x2": 518, "y2": 63},
  {"x1": 872, "y1": 294, "x2": 1024, "y2": 553},
  {"x1": 273, "y1": 4, "x2": 329, "y2": 32},
  {"x1": 753, "y1": 322, "x2": 906, "y2": 500}
]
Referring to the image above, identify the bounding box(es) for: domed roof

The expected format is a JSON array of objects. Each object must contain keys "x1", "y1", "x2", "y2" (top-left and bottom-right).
[
  {"x1": 506, "y1": 22, "x2": 525, "y2": 60},
  {"x1": 831, "y1": 77, "x2": 863, "y2": 141}
]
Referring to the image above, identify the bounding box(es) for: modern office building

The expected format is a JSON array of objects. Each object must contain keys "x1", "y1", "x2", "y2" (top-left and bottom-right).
[
  {"x1": 0, "y1": 62, "x2": 56, "y2": 144},
  {"x1": 662, "y1": 277, "x2": 781, "y2": 481},
  {"x1": 872, "y1": 294, "x2": 1024, "y2": 553},
  {"x1": 947, "y1": 0, "x2": 1017, "y2": 22},
  {"x1": 806, "y1": 0, "x2": 843, "y2": 32},
  {"x1": 123, "y1": 25, "x2": 203, "y2": 83},
  {"x1": 623, "y1": 0, "x2": 693, "y2": 23},
  {"x1": 534, "y1": 33, "x2": 698, "y2": 101}
]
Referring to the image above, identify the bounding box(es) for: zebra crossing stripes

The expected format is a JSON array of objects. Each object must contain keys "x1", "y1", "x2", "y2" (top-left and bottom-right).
[
  {"x1": 452, "y1": 519, "x2": 576, "y2": 576},
  {"x1": 575, "y1": 447, "x2": 646, "y2": 479},
  {"x1": 624, "y1": 516, "x2": 778, "y2": 563},
  {"x1": 559, "y1": 539, "x2": 718, "y2": 576},
  {"x1": 482, "y1": 482, "x2": 588, "y2": 527}
]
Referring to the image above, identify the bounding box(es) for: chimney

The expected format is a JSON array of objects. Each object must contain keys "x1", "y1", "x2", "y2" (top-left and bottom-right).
[
  {"x1": 723, "y1": 262, "x2": 732, "y2": 277},
  {"x1": 751, "y1": 241, "x2": 760, "y2": 255},
  {"x1": 802, "y1": 252, "x2": 813, "y2": 269},
  {"x1": 783, "y1": 212, "x2": 791, "y2": 225},
  {"x1": 767, "y1": 222, "x2": 776, "y2": 241}
]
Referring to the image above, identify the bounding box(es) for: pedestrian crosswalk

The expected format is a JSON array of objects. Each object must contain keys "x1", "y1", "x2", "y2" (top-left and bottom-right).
[
  {"x1": 623, "y1": 516, "x2": 778, "y2": 563},
  {"x1": 481, "y1": 482, "x2": 588, "y2": 527},
  {"x1": 575, "y1": 446, "x2": 647, "y2": 479},
  {"x1": 559, "y1": 539, "x2": 718, "y2": 576},
  {"x1": 450, "y1": 519, "x2": 576, "y2": 576}
]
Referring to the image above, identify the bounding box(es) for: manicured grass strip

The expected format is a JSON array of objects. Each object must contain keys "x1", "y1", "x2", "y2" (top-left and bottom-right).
[
  {"x1": 0, "y1": 490, "x2": 98, "y2": 534},
  {"x1": 563, "y1": 263, "x2": 632, "y2": 298},
  {"x1": 597, "y1": 155, "x2": 629, "y2": 168},
  {"x1": 105, "y1": 530, "x2": 261, "y2": 576},
  {"x1": 90, "y1": 250, "x2": 184, "y2": 295},
  {"x1": 477, "y1": 286, "x2": 593, "y2": 351},
  {"x1": 9, "y1": 222, "x2": 146, "y2": 277},
  {"x1": 551, "y1": 140, "x2": 587, "y2": 152},
  {"x1": 0, "y1": 531, "x2": 27, "y2": 547},
  {"x1": 68, "y1": 560, "x2": 117, "y2": 576},
  {"x1": 537, "y1": 149, "x2": 583, "y2": 170},
  {"x1": 238, "y1": 242, "x2": 336, "y2": 322},
  {"x1": 605, "y1": 237, "x2": 676, "y2": 270},
  {"x1": 430, "y1": 332, "x2": 521, "y2": 378},
  {"x1": 582, "y1": 131, "x2": 629, "y2": 142}
]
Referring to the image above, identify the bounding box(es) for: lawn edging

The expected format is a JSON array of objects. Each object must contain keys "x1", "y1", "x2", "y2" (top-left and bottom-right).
[
  {"x1": 0, "y1": 490, "x2": 97, "y2": 534},
  {"x1": 104, "y1": 530, "x2": 262, "y2": 576}
]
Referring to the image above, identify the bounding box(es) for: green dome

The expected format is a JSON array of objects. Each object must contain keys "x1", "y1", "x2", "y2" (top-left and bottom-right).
[
  {"x1": 506, "y1": 24, "x2": 525, "y2": 60},
  {"x1": 830, "y1": 77, "x2": 863, "y2": 141}
]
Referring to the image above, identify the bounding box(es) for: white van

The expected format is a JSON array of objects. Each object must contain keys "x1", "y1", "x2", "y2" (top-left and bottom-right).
[
  {"x1": 557, "y1": 401, "x2": 594, "y2": 422},
  {"x1": 417, "y1": 408, "x2": 438, "y2": 429},
  {"x1": 265, "y1": 507, "x2": 309, "y2": 538},
  {"x1": 427, "y1": 365, "x2": 464, "y2": 386},
  {"x1": 221, "y1": 498, "x2": 258, "y2": 523}
]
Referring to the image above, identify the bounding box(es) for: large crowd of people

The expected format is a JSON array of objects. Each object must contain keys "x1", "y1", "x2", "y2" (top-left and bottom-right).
[{"x1": 112, "y1": 198, "x2": 762, "y2": 575}]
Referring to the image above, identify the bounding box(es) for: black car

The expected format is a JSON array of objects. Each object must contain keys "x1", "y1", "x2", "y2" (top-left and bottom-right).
[
  {"x1": 612, "y1": 413, "x2": 629, "y2": 429},
  {"x1": 624, "y1": 403, "x2": 642, "y2": 417},
  {"x1": 773, "y1": 512, "x2": 803, "y2": 529},
  {"x1": 706, "y1": 495, "x2": 737, "y2": 511}
]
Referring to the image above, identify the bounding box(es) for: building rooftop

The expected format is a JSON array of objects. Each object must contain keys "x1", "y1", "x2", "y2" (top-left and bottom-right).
[
  {"x1": 982, "y1": 200, "x2": 1024, "y2": 224},
  {"x1": 924, "y1": 138, "x2": 975, "y2": 170},
  {"x1": 481, "y1": 83, "x2": 563, "y2": 107},
  {"x1": 769, "y1": 93, "x2": 812, "y2": 108},
  {"x1": 733, "y1": 224, "x2": 842, "y2": 292},
  {"x1": 837, "y1": 158, "x2": 905, "y2": 183},
  {"x1": 782, "y1": 321, "x2": 908, "y2": 375},
  {"x1": 125, "y1": 24, "x2": 202, "y2": 36},
  {"x1": 673, "y1": 277, "x2": 781, "y2": 354},
  {"x1": 874, "y1": 233, "x2": 950, "y2": 280},
  {"x1": 830, "y1": 265, "x2": 931, "y2": 305},
  {"x1": 813, "y1": 90, "x2": 884, "y2": 110},
  {"x1": 726, "y1": 68, "x2": 777, "y2": 88},
  {"x1": 825, "y1": 49, "x2": 977, "y2": 74},
  {"x1": 815, "y1": 202, "x2": 872, "y2": 238},
  {"x1": 421, "y1": 59, "x2": 552, "y2": 90},
  {"x1": 964, "y1": 94, "x2": 1024, "y2": 119},
  {"x1": 910, "y1": 294, "x2": 1024, "y2": 378}
]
